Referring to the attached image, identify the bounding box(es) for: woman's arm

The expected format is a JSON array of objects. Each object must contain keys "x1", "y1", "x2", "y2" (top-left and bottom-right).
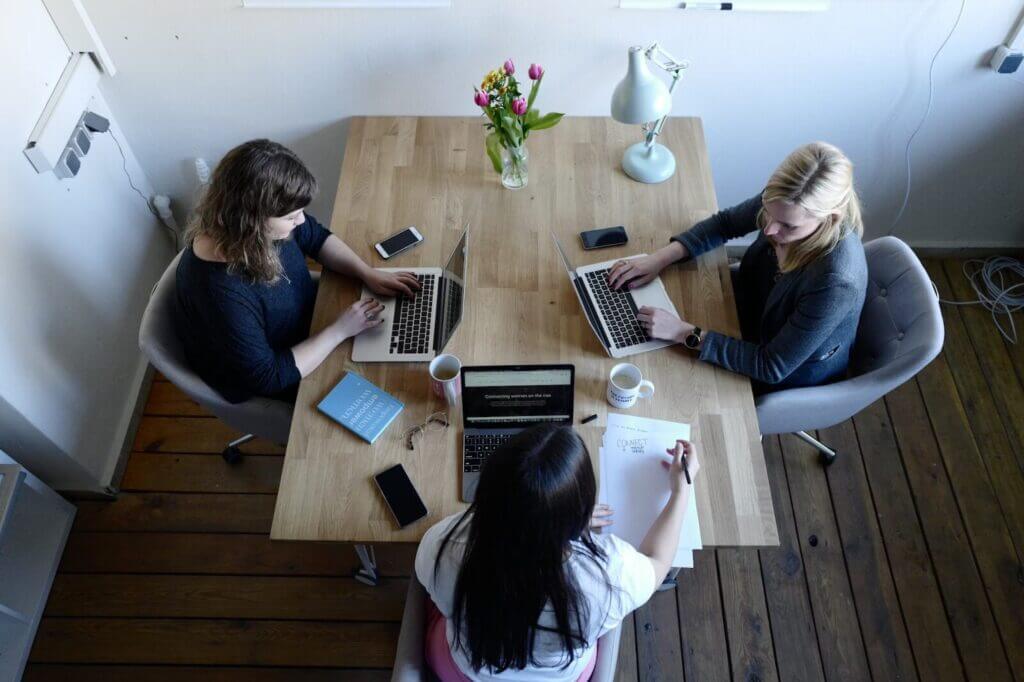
[
  {"x1": 291, "y1": 299, "x2": 384, "y2": 377},
  {"x1": 639, "y1": 441, "x2": 700, "y2": 584},
  {"x1": 316, "y1": 234, "x2": 421, "y2": 299},
  {"x1": 609, "y1": 195, "x2": 762, "y2": 291}
]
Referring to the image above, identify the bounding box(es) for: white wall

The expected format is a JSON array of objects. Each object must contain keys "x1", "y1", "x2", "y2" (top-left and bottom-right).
[
  {"x1": 0, "y1": 0, "x2": 173, "y2": 490},
  {"x1": 82, "y1": 0, "x2": 1024, "y2": 247}
]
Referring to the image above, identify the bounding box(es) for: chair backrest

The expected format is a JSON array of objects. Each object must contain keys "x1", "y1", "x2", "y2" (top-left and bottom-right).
[
  {"x1": 850, "y1": 236, "x2": 942, "y2": 377},
  {"x1": 138, "y1": 252, "x2": 294, "y2": 444}
]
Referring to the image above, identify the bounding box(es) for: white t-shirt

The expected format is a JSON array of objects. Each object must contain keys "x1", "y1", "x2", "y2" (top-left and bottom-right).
[{"x1": 414, "y1": 512, "x2": 657, "y2": 681}]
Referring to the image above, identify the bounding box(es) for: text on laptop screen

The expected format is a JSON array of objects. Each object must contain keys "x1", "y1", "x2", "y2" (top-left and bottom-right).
[{"x1": 463, "y1": 369, "x2": 573, "y2": 425}]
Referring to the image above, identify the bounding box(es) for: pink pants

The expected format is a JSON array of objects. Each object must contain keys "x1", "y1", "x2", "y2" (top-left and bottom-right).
[{"x1": 425, "y1": 599, "x2": 597, "y2": 681}]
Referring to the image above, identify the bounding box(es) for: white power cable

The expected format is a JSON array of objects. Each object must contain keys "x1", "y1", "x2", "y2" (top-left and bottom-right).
[
  {"x1": 935, "y1": 256, "x2": 1024, "y2": 343},
  {"x1": 889, "y1": 0, "x2": 968, "y2": 235}
]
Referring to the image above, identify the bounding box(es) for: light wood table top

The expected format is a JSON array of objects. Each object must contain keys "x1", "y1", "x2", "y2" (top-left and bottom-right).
[{"x1": 271, "y1": 116, "x2": 778, "y2": 548}]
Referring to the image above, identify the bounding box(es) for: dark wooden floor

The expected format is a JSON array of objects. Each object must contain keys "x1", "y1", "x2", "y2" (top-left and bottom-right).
[{"x1": 24, "y1": 258, "x2": 1024, "y2": 681}]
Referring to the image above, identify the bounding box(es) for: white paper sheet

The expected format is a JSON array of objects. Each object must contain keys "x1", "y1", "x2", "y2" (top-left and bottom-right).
[{"x1": 599, "y1": 414, "x2": 701, "y2": 568}]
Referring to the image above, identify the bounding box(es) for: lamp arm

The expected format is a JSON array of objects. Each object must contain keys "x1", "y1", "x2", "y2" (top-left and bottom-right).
[{"x1": 644, "y1": 67, "x2": 686, "y2": 148}]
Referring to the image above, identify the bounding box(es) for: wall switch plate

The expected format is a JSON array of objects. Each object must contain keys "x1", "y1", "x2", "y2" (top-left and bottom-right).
[
  {"x1": 991, "y1": 44, "x2": 1023, "y2": 73},
  {"x1": 24, "y1": 53, "x2": 100, "y2": 174}
]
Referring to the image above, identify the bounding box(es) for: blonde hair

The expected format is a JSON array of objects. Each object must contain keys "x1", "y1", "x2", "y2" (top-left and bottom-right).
[{"x1": 759, "y1": 142, "x2": 863, "y2": 273}]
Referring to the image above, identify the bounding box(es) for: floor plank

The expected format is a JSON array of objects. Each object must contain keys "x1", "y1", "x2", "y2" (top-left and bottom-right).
[
  {"x1": 676, "y1": 551, "x2": 730, "y2": 682},
  {"x1": 757, "y1": 435, "x2": 825, "y2": 682},
  {"x1": 634, "y1": 589, "x2": 684, "y2": 681},
  {"x1": 30, "y1": 618, "x2": 399, "y2": 667},
  {"x1": 72, "y1": 493, "x2": 277, "y2": 533},
  {"x1": 121, "y1": 453, "x2": 283, "y2": 494},
  {"x1": 779, "y1": 433, "x2": 871, "y2": 682},
  {"x1": 924, "y1": 260, "x2": 1024, "y2": 554},
  {"x1": 24, "y1": 665, "x2": 391, "y2": 682},
  {"x1": 886, "y1": 381, "x2": 1016, "y2": 680},
  {"x1": 144, "y1": 381, "x2": 211, "y2": 416},
  {"x1": 58, "y1": 532, "x2": 416, "y2": 577},
  {"x1": 941, "y1": 259, "x2": 1024, "y2": 474},
  {"x1": 132, "y1": 416, "x2": 284, "y2": 455},
  {"x1": 817, "y1": 419, "x2": 918, "y2": 681},
  {"x1": 718, "y1": 549, "x2": 779, "y2": 682},
  {"x1": 853, "y1": 400, "x2": 965, "y2": 682},
  {"x1": 46, "y1": 574, "x2": 407, "y2": 621},
  {"x1": 614, "y1": 613, "x2": 640, "y2": 682}
]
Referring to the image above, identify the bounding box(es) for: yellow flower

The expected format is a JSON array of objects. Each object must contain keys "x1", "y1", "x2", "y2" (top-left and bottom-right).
[{"x1": 481, "y1": 69, "x2": 502, "y2": 90}]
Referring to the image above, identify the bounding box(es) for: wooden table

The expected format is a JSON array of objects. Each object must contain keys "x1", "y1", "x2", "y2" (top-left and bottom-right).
[{"x1": 271, "y1": 116, "x2": 778, "y2": 552}]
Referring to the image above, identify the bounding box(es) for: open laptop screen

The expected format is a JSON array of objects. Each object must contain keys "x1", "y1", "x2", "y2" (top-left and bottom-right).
[
  {"x1": 433, "y1": 230, "x2": 468, "y2": 353},
  {"x1": 462, "y1": 366, "x2": 574, "y2": 426}
]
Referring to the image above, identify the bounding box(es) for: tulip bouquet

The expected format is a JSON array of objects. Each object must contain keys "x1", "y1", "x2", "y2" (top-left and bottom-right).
[{"x1": 473, "y1": 59, "x2": 563, "y2": 189}]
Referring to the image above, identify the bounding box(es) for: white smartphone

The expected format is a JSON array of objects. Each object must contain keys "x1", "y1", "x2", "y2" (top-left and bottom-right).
[{"x1": 375, "y1": 226, "x2": 423, "y2": 260}]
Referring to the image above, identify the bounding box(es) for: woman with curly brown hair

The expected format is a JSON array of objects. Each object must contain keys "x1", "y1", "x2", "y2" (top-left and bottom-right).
[{"x1": 174, "y1": 139, "x2": 420, "y2": 403}]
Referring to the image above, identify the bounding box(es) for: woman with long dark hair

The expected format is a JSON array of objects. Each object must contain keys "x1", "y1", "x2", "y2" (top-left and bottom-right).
[
  {"x1": 415, "y1": 424, "x2": 699, "y2": 680},
  {"x1": 175, "y1": 139, "x2": 421, "y2": 403}
]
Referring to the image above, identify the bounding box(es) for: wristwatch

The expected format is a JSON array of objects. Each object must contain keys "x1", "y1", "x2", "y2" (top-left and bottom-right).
[{"x1": 683, "y1": 326, "x2": 703, "y2": 351}]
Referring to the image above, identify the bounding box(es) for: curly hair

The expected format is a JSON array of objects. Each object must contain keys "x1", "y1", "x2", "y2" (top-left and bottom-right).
[{"x1": 185, "y1": 139, "x2": 318, "y2": 283}]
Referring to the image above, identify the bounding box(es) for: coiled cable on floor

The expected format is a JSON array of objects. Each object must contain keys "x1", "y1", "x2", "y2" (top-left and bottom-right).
[{"x1": 935, "y1": 256, "x2": 1024, "y2": 344}]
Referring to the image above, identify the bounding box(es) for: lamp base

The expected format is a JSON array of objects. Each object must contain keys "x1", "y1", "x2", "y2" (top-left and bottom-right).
[{"x1": 622, "y1": 141, "x2": 676, "y2": 184}]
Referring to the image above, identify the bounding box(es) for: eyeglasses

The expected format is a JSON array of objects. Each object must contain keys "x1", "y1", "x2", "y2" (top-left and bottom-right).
[{"x1": 404, "y1": 412, "x2": 449, "y2": 450}]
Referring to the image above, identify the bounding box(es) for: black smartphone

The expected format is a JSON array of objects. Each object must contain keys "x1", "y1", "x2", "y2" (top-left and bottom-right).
[
  {"x1": 580, "y1": 226, "x2": 628, "y2": 250},
  {"x1": 375, "y1": 226, "x2": 424, "y2": 260},
  {"x1": 373, "y1": 464, "x2": 428, "y2": 528}
]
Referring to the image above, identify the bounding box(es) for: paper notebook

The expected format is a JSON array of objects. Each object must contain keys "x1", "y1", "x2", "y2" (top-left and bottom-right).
[
  {"x1": 318, "y1": 372, "x2": 404, "y2": 444},
  {"x1": 599, "y1": 414, "x2": 702, "y2": 568}
]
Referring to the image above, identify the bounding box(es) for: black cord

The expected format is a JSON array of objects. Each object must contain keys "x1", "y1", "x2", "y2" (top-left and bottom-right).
[{"x1": 107, "y1": 128, "x2": 179, "y2": 250}]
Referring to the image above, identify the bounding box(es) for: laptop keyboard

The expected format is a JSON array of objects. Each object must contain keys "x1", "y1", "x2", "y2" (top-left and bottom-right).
[
  {"x1": 463, "y1": 432, "x2": 516, "y2": 472},
  {"x1": 584, "y1": 268, "x2": 651, "y2": 349},
  {"x1": 390, "y1": 274, "x2": 436, "y2": 355}
]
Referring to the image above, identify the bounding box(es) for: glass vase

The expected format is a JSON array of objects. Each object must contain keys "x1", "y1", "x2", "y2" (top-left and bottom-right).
[{"x1": 501, "y1": 144, "x2": 529, "y2": 190}]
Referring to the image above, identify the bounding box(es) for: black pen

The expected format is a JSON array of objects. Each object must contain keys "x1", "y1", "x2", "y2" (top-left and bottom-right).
[
  {"x1": 581, "y1": 414, "x2": 598, "y2": 425},
  {"x1": 681, "y1": 449, "x2": 692, "y2": 485}
]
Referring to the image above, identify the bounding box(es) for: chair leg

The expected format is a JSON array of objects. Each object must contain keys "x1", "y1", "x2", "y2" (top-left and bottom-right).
[
  {"x1": 793, "y1": 431, "x2": 838, "y2": 466},
  {"x1": 222, "y1": 434, "x2": 254, "y2": 464}
]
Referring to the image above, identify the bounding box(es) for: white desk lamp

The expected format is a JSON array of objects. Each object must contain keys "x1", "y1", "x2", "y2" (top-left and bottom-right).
[{"x1": 611, "y1": 43, "x2": 690, "y2": 184}]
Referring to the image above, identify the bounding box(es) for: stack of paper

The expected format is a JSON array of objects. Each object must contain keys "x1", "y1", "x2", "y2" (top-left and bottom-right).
[{"x1": 599, "y1": 414, "x2": 702, "y2": 568}]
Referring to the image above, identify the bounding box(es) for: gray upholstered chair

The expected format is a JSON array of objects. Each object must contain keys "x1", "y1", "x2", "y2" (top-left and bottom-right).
[
  {"x1": 391, "y1": 578, "x2": 623, "y2": 682},
  {"x1": 138, "y1": 251, "x2": 295, "y2": 462},
  {"x1": 755, "y1": 236, "x2": 943, "y2": 464}
]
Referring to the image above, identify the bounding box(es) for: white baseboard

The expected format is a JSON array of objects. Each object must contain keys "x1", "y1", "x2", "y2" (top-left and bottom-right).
[{"x1": 99, "y1": 354, "x2": 153, "y2": 493}]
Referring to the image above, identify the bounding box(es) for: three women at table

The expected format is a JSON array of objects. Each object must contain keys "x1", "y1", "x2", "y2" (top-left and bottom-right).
[
  {"x1": 415, "y1": 424, "x2": 700, "y2": 681},
  {"x1": 174, "y1": 139, "x2": 420, "y2": 403},
  {"x1": 610, "y1": 141, "x2": 868, "y2": 394}
]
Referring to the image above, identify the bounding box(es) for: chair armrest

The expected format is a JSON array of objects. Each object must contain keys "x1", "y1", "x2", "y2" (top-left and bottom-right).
[
  {"x1": 391, "y1": 579, "x2": 429, "y2": 682},
  {"x1": 755, "y1": 348, "x2": 932, "y2": 435}
]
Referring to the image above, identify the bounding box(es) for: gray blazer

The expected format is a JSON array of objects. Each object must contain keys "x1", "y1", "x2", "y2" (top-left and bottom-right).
[{"x1": 672, "y1": 196, "x2": 868, "y2": 392}]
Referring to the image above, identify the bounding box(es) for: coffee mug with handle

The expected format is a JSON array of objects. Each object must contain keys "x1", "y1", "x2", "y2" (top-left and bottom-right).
[
  {"x1": 429, "y1": 354, "x2": 462, "y2": 407},
  {"x1": 607, "y1": 362, "x2": 655, "y2": 409}
]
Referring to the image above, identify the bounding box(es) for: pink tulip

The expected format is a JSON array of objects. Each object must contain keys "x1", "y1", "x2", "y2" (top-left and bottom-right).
[
  {"x1": 473, "y1": 90, "x2": 489, "y2": 107},
  {"x1": 528, "y1": 63, "x2": 544, "y2": 80},
  {"x1": 503, "y1": 58, "x2": 515, "y2": 75},
  {"x1": 511, "y1": 97, "x2": 527, "y2": 116}
]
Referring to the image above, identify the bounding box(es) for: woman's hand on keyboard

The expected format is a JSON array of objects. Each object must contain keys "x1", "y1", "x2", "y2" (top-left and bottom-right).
[
  {"x1": 609, "y1": 243, "x2": 687, "y2": 291},
  {"x1": 333, "y1": 299, "x2": 385, "y2": 340},
  {"x1": 364, "y1": 270, "x2": 421, "y2": 299},
  {"x1": 637, "y1": 306, "x2": 694, "y2": 344}
]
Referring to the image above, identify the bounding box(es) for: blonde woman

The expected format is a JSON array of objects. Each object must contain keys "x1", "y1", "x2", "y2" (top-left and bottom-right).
[{"x1": 609, "y1": 142, "x2": 867, "y2": 393}]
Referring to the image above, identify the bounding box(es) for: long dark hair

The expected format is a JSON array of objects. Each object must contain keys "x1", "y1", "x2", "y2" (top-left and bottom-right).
[
  {"x1": 434, "y1": 425, "x2": 608, "y2": 673},
  {"x1": 186, "y1": 139, "x2": 318, "y2": 283}
]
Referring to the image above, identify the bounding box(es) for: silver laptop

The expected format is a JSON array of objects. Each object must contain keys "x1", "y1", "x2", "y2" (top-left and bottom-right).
[
  {"x1": 352, "y1": 229, "x2": 468, "y2": 363},
  {"x1": 552, "y1": 234, "x2": 680, "y2": 358},
  {"x1": 459, "y1": 364, "x2": 575, "y2": 502}
]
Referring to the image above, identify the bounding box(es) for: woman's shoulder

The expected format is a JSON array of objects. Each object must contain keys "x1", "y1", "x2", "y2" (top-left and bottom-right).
[{"x1": 806, "y1": 231, "x2": 867, "y2": 285}]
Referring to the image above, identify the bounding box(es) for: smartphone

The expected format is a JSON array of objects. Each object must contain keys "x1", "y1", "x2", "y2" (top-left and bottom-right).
[
  {"x1": 375, "y1": 226, "x2": 423, "y2": 260},
  {"x1": 580, "y1": 226, "x2": 628, "y2": 250},
  {"x1": 373, "y1": 464, "x2": 428, "y2": 528}
]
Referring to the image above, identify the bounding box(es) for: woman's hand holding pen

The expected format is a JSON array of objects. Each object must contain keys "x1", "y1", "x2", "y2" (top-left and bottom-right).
[{"x1": 662, "y1": 440, "x2": 699, "y2": 494}]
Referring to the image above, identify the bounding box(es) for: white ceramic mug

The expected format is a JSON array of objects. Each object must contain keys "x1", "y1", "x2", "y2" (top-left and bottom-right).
[
  {"x1": 606, "y1": 363, "x2": 655, "y2": 409},
  {"x1": 429, "y1": 354, "x2": 462, "y2": 407}
]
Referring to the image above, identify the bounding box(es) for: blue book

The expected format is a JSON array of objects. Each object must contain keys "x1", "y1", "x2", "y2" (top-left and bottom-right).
[{"x1": 318, "y1": 372, "x2": 404, "y2": 444}]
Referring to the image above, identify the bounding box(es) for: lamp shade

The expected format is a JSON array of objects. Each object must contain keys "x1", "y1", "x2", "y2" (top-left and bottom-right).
[{"x1": 611, "y1": 46, "x2": 672, "y2": 124}]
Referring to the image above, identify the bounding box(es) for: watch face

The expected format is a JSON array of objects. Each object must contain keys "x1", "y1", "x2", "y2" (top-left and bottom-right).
[{"x1": 685, "y1": 333, "x2": 699, "y2": 350}]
